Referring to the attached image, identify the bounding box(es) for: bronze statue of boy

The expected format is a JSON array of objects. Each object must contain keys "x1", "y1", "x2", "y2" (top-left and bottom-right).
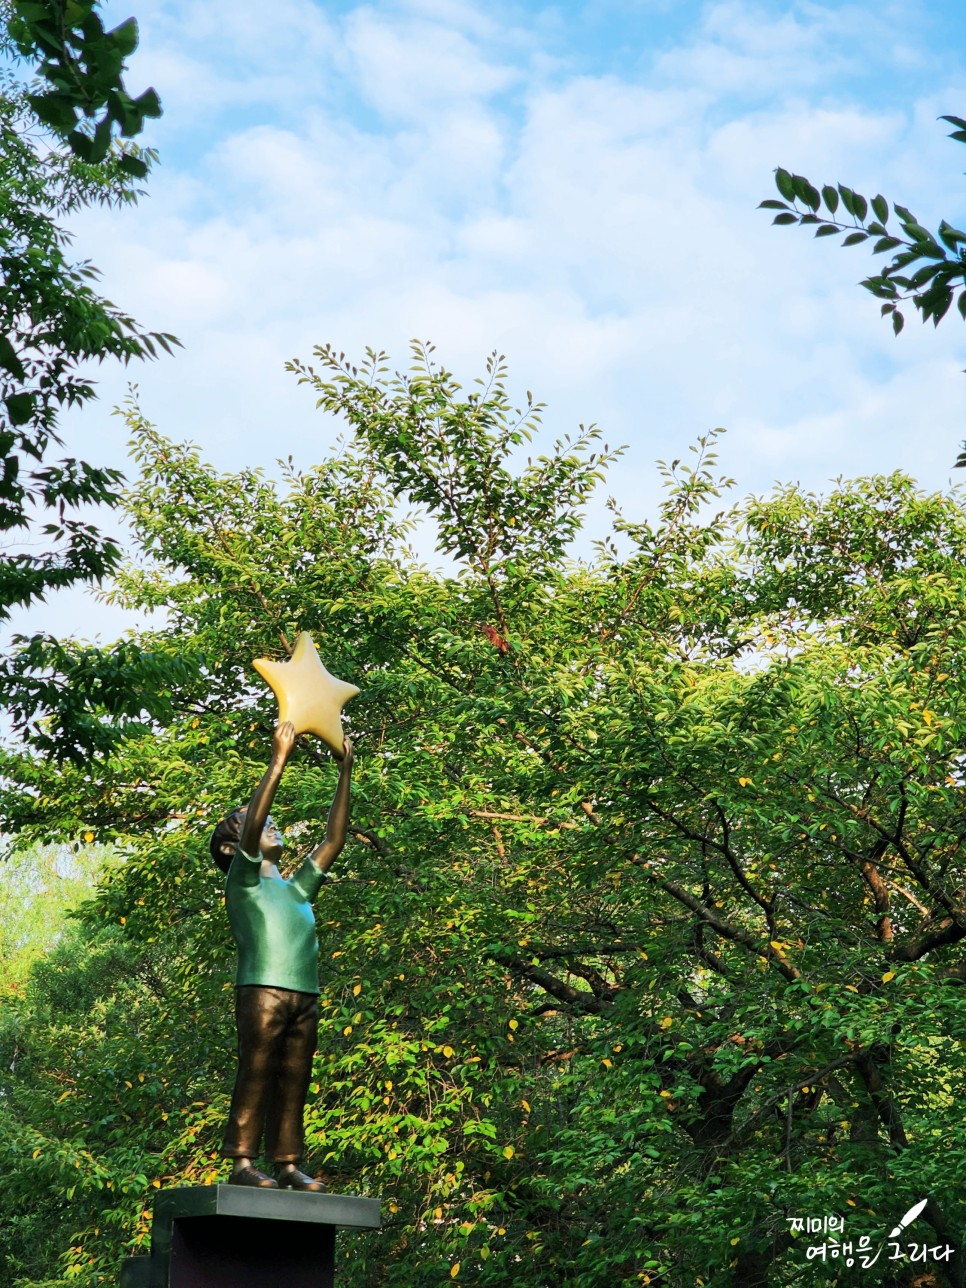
[{"x1": 210, "y1": 720, "x2": 353, "y2": 1190}]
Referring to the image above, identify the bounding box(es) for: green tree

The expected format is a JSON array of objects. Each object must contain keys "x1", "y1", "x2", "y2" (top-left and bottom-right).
[
  {"x1": 2, "y1": 346, "x2": 966, "y2": 1286},
  {"x1": 0, "y1": 0, "x2": 177, "y2": 627},
  {"x1": 0, "y1": 837, "x2": 108, "y2": 995},
  {"x1": 760, "y1": 114, "x2": 966, "y2": 465}
]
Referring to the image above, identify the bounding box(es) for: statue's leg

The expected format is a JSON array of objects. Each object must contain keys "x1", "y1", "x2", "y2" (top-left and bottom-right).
[
  {"x1": 265, "y1": 991, "x2": 319, "y2": 1164},
  {"x1": 221, "y1": 986, "x2": 288, "y2": 1161}
]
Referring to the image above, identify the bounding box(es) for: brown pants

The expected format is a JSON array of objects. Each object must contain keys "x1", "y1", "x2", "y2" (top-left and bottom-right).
[{"x1": 221, "y1": 985, "x2": 319, "y2": 1163}]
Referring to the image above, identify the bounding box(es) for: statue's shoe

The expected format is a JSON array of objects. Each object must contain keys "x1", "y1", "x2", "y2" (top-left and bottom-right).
[
  {"x1": 277, "y1": 1168, "x2": 326, "y2": 1192},
  {"x1": 229, "y1": 1166, "x2": 278, "y2": 1188}
]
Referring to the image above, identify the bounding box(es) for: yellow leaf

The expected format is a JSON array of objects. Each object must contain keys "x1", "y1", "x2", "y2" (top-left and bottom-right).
[
  {"x1": 730, "y1": 1236, "x2": 740, "y2": 1246},
  {"x1": 601, "y1": 1058, "x2": 613, "y2": 1068},
  {"x1": 32, "y1": 1148, "x2": 41, "y2": 1159},
  {"x1": 343, "y1": 1025, "x2": 352, "y2": 1036},
  {"x1": 497, "y1": 1228, "x2": 506, "y2": 1237},
  {"x1": 659, "y1": 1090, "x2": 672, "y2": 1098},
  {"x1": 521, "y1": 1099, "x2": 531, "y2": 1113},
  {"x1": 659, "y1": 1016, "x2": 673, "y2": 1029},
  {"x1": 352, "y1": 983, "x2": 362, "y2": 996},
  {"x1": 451, "y1": 1263, "x2": 461, "y2": 1278},
  {"x1": 442, "y1": 1045, "x2": 454, "y2": 1058},
  {"x1": 83, "y1": 831, "x2": 95, "y2": 843},
  {"x1": 503, "y1": 1145, "x2": 515, "y2": 1159},
  {"x1": 738, "y1": 777, "x2": 753, "y2": 787},
  {"x1": 881, "y1": 971, "x2": 896, "y2": 983},
  {"x1": 508, "y1": 1018, "x2": 519, "y2": 1031}
]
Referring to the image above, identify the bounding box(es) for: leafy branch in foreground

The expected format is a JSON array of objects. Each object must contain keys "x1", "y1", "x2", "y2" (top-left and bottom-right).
[
  {"x1": 759, "y1": 115, "x2": 966, "y2": 465},
  {"x1": 0, "y1": 1, "x2": 180, "y2": 625},
  {"x1": 6, "y1": 0, "x2": 162, "y2": 173}
]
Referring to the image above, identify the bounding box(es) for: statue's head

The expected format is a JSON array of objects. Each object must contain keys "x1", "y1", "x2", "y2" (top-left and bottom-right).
[
  {"x1": 210, "y1": 806, "x2": 248, "y2": 873},
  {"x1": 209, "y1": 807, "x2": 285, "y2": 873}
]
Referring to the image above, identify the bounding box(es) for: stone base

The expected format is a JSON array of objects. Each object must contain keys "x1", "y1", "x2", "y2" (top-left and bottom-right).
[{"x1": 119, "y1": 1185, "x2": 381, "y2": 1287}]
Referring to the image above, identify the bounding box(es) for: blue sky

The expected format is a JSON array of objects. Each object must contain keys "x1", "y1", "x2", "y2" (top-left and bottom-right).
[{"x1": 12, "y1": 0, "x2": 966, "y2": 641}]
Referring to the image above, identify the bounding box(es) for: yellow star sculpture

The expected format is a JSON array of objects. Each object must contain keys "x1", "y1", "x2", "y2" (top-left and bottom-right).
[{"x1": 253, "y1": 632, "x2": 359, "y2": 756}]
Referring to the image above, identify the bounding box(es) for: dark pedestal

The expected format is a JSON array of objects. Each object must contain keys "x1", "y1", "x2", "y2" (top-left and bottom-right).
[{"x1": 119, "y1": 1185, "x2": 381, "y2": 1287}]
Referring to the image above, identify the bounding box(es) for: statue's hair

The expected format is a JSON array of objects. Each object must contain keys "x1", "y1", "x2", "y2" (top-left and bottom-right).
[{"x1": 210, "y1": 806, "x2": 248, "y2": 874}]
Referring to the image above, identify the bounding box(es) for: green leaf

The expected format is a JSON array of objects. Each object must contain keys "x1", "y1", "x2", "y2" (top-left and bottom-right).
[
  {"x1": 941, "y1": 114, "x2": 966, "y2": 144},
  {"x1": 26, "y1": 90, "x2": 78, "y2": 132},
  {"x1": 871, "y1": 194, "x2": 889, "y2": 224},
  {"x1": 5, "y1": 392, "x2": 36, "y2": 425},
  {"x1": 938, "y1": 221, "x2": 966, "y2": 251},
  {"x1": 792, "y1": 175, "x2": 821, "y2": 212},
  {"x1": 117, "y1": 153, "x2": 148, "y2": 179},
  {"x1": 67, "y1": 129, "x2": 94, "y2": 160},
  {"x1": 133, "y1": 87, "x2": 162, "y2": 120},
  {"x1": 841, "y1": 232, "x2": 868, "y2": 247},
  {"x1": 0, "y1": 334, "x2": 27, "y2": 381},
  {"x1": 772, "y1": 213, "x2": 797, "y2": 226},
  {"x1": 774, "y1": 168, "x2": 795, "y2": 202},
  {"x1": 909, "y1": 262, "x2": 945, "y2": 289},
  {"x1": 814, "y1": 224, "x2": 838, "y2": 237},
  {"x1": 108, "y1": 16, "x2": 139, "y2": 58},
  {"x1": 821, "y1": 185, "x2": 839, "y2": 215}
]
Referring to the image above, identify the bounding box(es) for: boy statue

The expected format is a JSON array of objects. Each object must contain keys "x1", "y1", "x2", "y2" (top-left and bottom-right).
[{"x1": 209, "y1": 719, "x2": 353, "y2": 1190}]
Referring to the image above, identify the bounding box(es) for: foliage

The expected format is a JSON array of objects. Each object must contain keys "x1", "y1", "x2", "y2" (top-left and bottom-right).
[
  {"x1": 7, "y1": 0, "x2": 161, "y2": 171},
  {"x1": 760, "y1": 114, "x2": 966, "y2": 466},
  {"x1": 2, "y1": 346, "x2": 966, "y2": 1286},
  {"x1": 0, "y1": 838, "x2": 107, "y2": 994},
  {"x1": 0, "y1": 0, "x2": 178, "y2": 635}
]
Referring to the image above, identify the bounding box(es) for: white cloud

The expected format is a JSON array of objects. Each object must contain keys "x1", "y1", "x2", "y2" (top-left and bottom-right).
[
  {"x1": 11, "y1": 0, "x2": 966, "y2": 648},
  {"x1": 342, "y1": 5, "x2": 518, "y2": 121}
]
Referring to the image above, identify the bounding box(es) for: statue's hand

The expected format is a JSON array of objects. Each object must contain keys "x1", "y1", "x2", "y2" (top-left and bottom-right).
[
  {"x1": 340, "y1": 737, "x2": 354, "y2": 769},
  {"x1": 272, "y1": 720, "x2": 297, "y2": 760}
]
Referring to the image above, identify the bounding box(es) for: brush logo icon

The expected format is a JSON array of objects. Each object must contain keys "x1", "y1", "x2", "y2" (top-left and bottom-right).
[{"x1": 888, "y1": 1198, "x2": 928, "y2": 1239}]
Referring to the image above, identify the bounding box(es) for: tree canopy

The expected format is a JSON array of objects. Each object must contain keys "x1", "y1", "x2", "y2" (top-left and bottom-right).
[{"x1": 1, "y1": 344, "x2": 964, "y2": 1286}]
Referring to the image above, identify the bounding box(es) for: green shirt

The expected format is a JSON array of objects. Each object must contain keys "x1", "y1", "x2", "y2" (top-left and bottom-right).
[{"x1": 225, "y1": 848, "x2": 325, "y2": 994}]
